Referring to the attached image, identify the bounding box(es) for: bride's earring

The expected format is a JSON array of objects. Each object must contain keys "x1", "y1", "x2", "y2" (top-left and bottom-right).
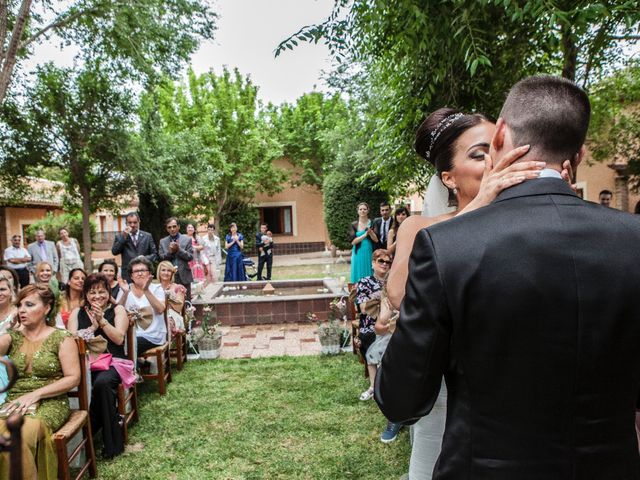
[{"x1": 453, "y1": 187, "x2": 458, "y2": 195}]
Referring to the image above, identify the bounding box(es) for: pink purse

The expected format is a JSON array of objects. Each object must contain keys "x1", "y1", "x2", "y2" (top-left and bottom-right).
[{"x1": 89, "y1": 353, "x2": 113, "y2": 371}]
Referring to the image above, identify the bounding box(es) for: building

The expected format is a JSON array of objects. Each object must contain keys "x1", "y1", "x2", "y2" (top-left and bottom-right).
[
  {"x1": 253, "y1": 159, "x2": 330, "y2": 255},
  {"x1": 0, "y1": 178, "x2": 64, "y2": 251}
]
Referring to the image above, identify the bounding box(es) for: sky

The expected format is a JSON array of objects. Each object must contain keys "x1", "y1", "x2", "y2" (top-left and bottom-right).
[{"x1": 22, "y1": 0, "x2": 335, "y2": 106}]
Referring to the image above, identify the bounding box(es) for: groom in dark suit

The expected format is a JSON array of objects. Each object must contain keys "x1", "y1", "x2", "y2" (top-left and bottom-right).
[
  {"x1": 111, "y1": 212, "x2": 158, "y2": 282},
  {"x1": 376, "y1": 76, "x2": 640, "y2": 479}
]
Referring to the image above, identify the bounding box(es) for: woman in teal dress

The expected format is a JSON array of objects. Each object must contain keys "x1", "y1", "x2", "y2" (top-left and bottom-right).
[
  {"x1": 0, "y1": 284, "x2": 80, "y2": 479},
  {"x1": 349, "y1": 202, "x2": 379, "y2": 284}
]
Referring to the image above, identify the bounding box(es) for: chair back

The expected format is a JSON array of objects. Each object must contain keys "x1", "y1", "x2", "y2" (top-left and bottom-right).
[
  {"x1": 123, "y1": 321, "x2": 136, "y2": 363},
  {"x1": 67, "y1": 338, "x2": 89, "y2": 411},
  {"x1": 347, "y1": 283, "x2": 357, "y2": 321}
]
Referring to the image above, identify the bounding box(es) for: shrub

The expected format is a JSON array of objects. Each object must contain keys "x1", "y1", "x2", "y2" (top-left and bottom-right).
[{"x1": 323, "y1": 171, "x2": 388, "y2": 251}]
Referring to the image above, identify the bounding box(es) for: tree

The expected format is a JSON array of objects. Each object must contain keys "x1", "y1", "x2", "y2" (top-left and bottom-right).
[
  {"x1": 144, "y1": 68, "x2": 288, "y2": 227},
  {"x1": 270, "y1": 92, "x2": 350, "y2": 188},
  {"x1": 0, "y1": 0, "x2": 216, "y2": 104},
  {"x1": 0, "y1": 61, "x2": 137, "y2": 269},
  {"x1": 589, "y1": 61, "x2": 640, "y2": 189},
  {"x1": 277, "y1": 0, "x2": 640, "y2": 194}
]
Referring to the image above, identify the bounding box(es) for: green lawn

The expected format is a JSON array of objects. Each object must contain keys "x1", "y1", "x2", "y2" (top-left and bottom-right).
[{"x1": 97, "y1": 355, "x2": 410, "y2": 479}]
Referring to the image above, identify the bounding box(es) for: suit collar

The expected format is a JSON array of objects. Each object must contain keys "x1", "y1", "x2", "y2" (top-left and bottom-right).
[{"x1": 493, "y1": 178, "x2": 578, "y2": 204}]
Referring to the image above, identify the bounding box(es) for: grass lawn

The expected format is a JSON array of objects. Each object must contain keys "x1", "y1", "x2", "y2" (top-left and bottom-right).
[
  {"x1": 97, "y1": 355, "x2": 410, "y2": 479},
  {"x1": 269, "y1": 263, "x2": 350, "y2": 280}
]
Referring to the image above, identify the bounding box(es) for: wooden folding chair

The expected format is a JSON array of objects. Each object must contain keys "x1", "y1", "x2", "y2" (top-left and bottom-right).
[
  {"x1": 52, "y1": 338, "x2": 98, "y2": 480},
  {"x1": 139, "y1": 311, "x2": 172, "y2": 395},
  {"x1": 169, "y1": 303, "x2": 188, "y2": 371},
  {"x1": 117, "y1": 322, "x2": 139, "y2": 444}
]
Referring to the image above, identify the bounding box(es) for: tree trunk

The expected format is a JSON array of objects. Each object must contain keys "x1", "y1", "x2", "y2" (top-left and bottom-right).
[
  {"x1": 80, "y1": 184, "x2": 93, "y2": 271},
  {"x1": 0, "y1": 0, "x2": 33, "y2": 104},
  {"x1": 560, "y1": 22, "x2": 577, "y2": 81}
]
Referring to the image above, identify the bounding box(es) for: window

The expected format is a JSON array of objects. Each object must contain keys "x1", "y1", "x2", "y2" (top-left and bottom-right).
[{"x1": 259, "y1": 206, "x2": 293, "y2": 235}]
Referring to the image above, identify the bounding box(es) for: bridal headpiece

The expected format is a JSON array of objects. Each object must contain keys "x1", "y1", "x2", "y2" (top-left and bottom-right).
[{"x1": 425, "y1": 113, "x2": 464, "y2": 160}]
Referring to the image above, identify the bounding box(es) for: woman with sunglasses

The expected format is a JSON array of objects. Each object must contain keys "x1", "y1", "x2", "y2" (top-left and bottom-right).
[{"x1": 354, "y1": 249, "x2": 393, "y2": 400}]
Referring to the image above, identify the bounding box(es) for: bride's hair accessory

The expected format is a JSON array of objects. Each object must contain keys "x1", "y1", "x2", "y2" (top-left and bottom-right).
[{"x1": 426, "y1": 113, "x2": 464, "y2": 159}]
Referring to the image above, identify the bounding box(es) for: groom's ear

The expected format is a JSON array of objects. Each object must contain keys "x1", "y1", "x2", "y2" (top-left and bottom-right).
[
  {"x1": 491, "y1": 118, "x2": 506, "y2": 154},
  {"x1": 574, "y1": 145, "x2": 586, "y2": 168}
]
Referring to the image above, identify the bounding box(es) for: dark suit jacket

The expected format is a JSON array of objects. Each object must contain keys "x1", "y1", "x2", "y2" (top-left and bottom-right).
[
  {"x1": 111, "y1": 230, "x2": 158, "y2": 282},
  {"x1": 376, "y1": 179, "x2": 640, "y2": 480},
  {"x1": 158, "y1": 234, "x2": 193, "y2": 286},
  {"x1": 371, "y1": 216, "x2": 391, "y2": 250}
]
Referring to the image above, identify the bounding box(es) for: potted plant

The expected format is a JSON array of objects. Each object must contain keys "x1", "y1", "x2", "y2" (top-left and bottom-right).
[
  {"x1": 184, "y1": 304, "x2": 201, "y2": 360},
  {"x1": 307, "y1": 298, "x2": 348, "y2": 355},
  {"x1": 196, "y1": 306, "x2": 222, "y2": 359}
]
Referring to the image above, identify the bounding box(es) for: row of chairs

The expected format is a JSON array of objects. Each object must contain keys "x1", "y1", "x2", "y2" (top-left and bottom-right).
[{"x1": 6, "y1": 304, "x2": 187, "y2": 479}]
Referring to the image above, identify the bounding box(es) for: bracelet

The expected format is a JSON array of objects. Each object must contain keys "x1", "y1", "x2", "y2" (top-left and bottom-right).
[{"x1": 99, "y1": 319, "x2": 108, "y2": 328}]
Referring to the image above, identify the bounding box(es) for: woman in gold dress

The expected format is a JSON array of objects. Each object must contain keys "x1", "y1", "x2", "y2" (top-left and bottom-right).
[{"x1": 0, "y1": 284, "x2": 80, "y2": 479}]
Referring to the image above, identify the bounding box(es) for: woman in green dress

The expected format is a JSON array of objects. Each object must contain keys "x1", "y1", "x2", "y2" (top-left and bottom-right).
[
  {"x1": 0, "y1": 284, "x2": 80, "y2": 479},
  {"x1": 349, "y1": 202, "x2": 379, "y2": 284}
]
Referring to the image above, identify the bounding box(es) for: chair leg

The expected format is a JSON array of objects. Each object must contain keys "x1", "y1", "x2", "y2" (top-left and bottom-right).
[
  {"x1": 157, "y1": 350, "x2": 166, "y2": 395},
  {"x1": 167, "y1": 350, "x2": 172, "y2": 384},
  {"x1": 131, "y1": 386, "x2": 140, "y2": 423},
  {"x1": 117, "y1": 385, "x2": 128, "y2": 444},
  {"x1": 176, "y1": 334, "x2": 184, "y2": 371},
  {"x1": 55, "y1": 438, "x2": 70, "y2": 480},
  {"x1": 84, "y1": 419, "x2": 98, "y2": 478}
]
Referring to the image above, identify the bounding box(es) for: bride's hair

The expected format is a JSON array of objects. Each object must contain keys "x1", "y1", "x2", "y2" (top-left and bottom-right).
[{"x1": 415, "y1": 108, "x2": 492, "y2": 176}]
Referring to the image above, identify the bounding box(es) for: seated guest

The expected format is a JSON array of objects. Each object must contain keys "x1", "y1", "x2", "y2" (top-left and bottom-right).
[
  {"x1": 98, "y1": 259, "x2": 123, "y2": 305},
  {"x1": 119, "y1": 257, "x2": 166, "y2": 356},
  {"x1": 57, "y1": 268, "x2": 86, "y2": 328},
  {"x1": 157, "y1": 261, "x2": 186, "y2": 336},
  {"x1": 0, "y1": 266, "x2": 19, "y2": 294},
  {"x1": 0, "y1": 276, "x2": 17, "y2": 404},
  {"x1": 34, "y1": 261, "x2": 59, "y2": 297},
  {"x1": 0, "y1": 276, "x2": 16, "y2": 334},
  {"x1": 0, "y1": 284, "x2": 80, "y2": 479},
  {"x1": 354, "y1": 249, "x2": 392, "y2": 401},
  {"x1": 68, "y1": 273, "x2": 129, "y2": 459}
]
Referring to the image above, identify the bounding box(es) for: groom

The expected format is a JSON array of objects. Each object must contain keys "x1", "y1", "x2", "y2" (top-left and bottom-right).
[{"x1": 376, "y1": 76, "x2": 640, "y2": 479}]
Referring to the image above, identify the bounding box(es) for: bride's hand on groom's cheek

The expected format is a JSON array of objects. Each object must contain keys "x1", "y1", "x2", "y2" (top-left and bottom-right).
[{"x1": 474, "y1": 145, "x2": 543, "y2": 204}]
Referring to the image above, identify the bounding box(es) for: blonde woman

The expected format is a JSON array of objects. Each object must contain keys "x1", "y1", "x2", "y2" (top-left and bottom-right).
[{"x1": 157, "y1": 260, "x2": 187, "y2": 336}]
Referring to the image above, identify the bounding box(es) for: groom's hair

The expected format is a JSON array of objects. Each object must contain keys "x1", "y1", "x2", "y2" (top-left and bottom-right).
[{"x1": 500, "y1": 75, "x2": 590, "y2": 164}]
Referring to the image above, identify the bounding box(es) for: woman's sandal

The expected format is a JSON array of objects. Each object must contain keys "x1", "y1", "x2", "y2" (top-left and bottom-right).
[{"x1": 359, "y1": 387, "x2": 374, "y2": 401}]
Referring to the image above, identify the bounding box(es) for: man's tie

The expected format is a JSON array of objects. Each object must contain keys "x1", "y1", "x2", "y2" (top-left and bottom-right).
[
  {"x1": 381, "y1": 220, "x2": 387, "y2": 244},
  {"x1": 132, "y1": 233, "x2": 138, "y2": 248}
]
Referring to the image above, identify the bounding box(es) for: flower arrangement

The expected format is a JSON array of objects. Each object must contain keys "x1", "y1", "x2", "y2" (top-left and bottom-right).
[
  {"x1": 186, "y1": 305, "x2": 222, "y2": 358},
  {"x1": 307, "y1": 296, "x2": 349, "y2": 354}
]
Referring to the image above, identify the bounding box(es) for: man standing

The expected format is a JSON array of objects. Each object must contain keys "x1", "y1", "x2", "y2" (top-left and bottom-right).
[
  {"x1": 27, "y1": 229, "x2": 59, "y2": 275},
  {"x1": 159, "y1": 217, "x2": 193, "y2": 299},
  {"x1": 111, "y1": 212, "x2": 158, "y2": 283},
  {"x1": 377, "y1": 76, "x2": 640, "y2": 479},
  {"x1": 372, "y1": 202, "x2": 392, "y2": 250},
  {"x1": 255, "y1": 223, "x2": 274, "y2": 281},
  {"x1": 3, "y1": 234, "x2": 31, "y2": 287},
  {"x1": 599, "y1": 189, "x2": 613, "y2": 207}
]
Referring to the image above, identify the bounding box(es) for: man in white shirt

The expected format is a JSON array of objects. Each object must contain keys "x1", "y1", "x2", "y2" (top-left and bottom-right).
[{"x1": 3, "y1": 234, "x2": 31, "y2": 287}]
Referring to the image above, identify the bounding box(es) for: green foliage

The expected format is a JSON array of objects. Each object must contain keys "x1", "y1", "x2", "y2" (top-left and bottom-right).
[
  {"x1": 270, "y1": 92, "x2": 351, "y2": 187},
  {"x1": 139, "y1": 68, "x2": 288, "y2": 224},
  {"x1": 589, "y1": 61, "x2": 640, "y2": 189},
  {"x1": 25, "y1": 213, "x2": 96, "y2": 246},
  {"x1": 0, "y1": 61, "x2": 138, "y2": 266},
  {"x1": 0, "y1": 0, "x2": 216, "y2": 104},
  {"x1": 137, "y1": 190, "x2": 173, "y2": 245},
  {"x1": 278, "y1": 0, "x2": 640, "y2": 195},
  {"x1": 96, "y1": 355, "x2": 411, "y2": 479},
  {"x1": 323, "y1": 168, "x2": 388, "y2": 251}
]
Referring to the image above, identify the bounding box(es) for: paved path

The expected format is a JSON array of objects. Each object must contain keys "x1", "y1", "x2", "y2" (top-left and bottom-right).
[{"x1": 218, "y1": 322, "x2": 325, "y2": 359}]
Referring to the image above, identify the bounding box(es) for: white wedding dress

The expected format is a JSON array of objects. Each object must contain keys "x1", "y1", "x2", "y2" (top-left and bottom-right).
[{"x1": 409, "y1": 175, "x2": 451, "y2": 479}]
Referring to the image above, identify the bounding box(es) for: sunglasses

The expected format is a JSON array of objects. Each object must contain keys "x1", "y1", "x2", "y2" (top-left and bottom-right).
[{"x1": 376, "y1": 259, "x2": 392, "y2": 266}]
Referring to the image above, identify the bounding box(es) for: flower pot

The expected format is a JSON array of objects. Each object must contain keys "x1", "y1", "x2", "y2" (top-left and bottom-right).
[
  {"x1": 318, "y1": 329, "x2": 342, "y2": 355},
  {"x1": 186, "y1": 353, "x2": 201, "y2": 361},
  {"x1": 199, "y1": 348, "x2": 220, "y2": 360}
]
